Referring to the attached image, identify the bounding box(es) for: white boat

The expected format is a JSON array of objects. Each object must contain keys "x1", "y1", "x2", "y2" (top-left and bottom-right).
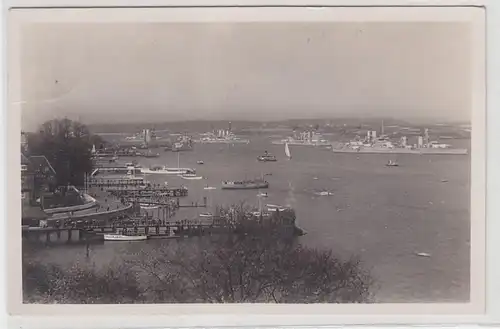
[
  {"x1": 266, "y1": 204, "x2": 287, "y2": 212},
  {"x1": 140, "y1": 203, "x2": 159, "y2": 210},
  {"x1": 197, "y1": 160, "x2": 204, "y2": 164},
  {"x1": 267, "y1": 207, "x2": 287, "y2": 212},
  {"x1": 180, "y1": 174, "x2": 203, "y2": 180},
  {"x1": 257, "y1": 192, "x2": 268, "y2": 198},
  {"x1": 122, "y1": 173, "x2": 145, "y2": 181},
  {"x1": 125, "y1": 162, "x2": 142, "y2": 169},
  {"x1": 314, "y1": 191, "x2": 334, "y2": 196},
  {"x1": 199, "y1": 212, "x2": 213, "y2": 218},
  {"x1": 104, "y1": 233, "x2": 148, "y2": 241},
  {"x1": 386, "y1": 160, "x2": 399, "y2": 167},
  {"x1": 285, "y1": 142, "x2": 292, "y2": 159},
  {"x1": 266, "y1": 204, "x2": 282, "y2": 209},
  {"x1": 143, "y1": 153, "x2": 195, "y2": 175},
  {"x1": 142, "y1": 167, "x2": 195, "y2": 175},
  {"x1": 142, "y1": 166, "x2": 195, "y2": 175}
]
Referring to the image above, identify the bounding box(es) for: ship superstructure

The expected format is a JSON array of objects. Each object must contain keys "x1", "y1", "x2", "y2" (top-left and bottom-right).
[
  {"x1": 272, "y1": 130, "x2": 330, "y2": 146},
  {"x1": 333, "y1": 121, "x2": 468, "y2": 155}
]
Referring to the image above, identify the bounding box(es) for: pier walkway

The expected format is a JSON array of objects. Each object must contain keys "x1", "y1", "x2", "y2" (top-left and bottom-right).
[{"x1": 23, "y1": 217, "x2": 304, "y2": 244}]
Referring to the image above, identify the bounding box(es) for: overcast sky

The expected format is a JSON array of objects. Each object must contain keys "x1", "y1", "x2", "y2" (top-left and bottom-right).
[{"x1": 20, "y1": 22, "x2": 471, "y2": 131}]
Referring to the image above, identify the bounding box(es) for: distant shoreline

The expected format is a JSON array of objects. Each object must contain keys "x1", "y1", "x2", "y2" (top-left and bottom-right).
[{"x1": 331, "y1": 148, "x2": 469, "y2": 155}]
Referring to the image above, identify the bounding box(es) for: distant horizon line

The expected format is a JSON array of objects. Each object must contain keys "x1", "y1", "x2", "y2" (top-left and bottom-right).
[
  {"x1": 21, "y1": 116, "x2": 471, "y2": 132},
  {"x1": 85, "y1": 117, "x2": 471, "y2": 125}
]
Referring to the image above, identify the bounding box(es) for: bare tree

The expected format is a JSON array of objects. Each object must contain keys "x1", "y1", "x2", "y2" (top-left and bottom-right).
[
  {"x1": 23, "y1": 258, "x2": 142, "y2": 304},
  {"x1": 128, "y1": 205, "x2": 373, "y2": 303},
  {"x1": 22, "y1": 204, "x2": 374, "y2": 303}
]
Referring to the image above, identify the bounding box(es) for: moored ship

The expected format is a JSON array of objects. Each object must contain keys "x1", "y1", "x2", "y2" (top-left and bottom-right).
[
  {"x1": 221, "y1": 179, "x2": 269, "y2": 190},
  {"x1": 196, "y1": 129, "x2": 250, "y2": 144},
  {"x1": 272, "y1": 130, "x2": 330, "y2": 146},
  {"x1": 142, "y1": 166, "x2": 196, "y2": 175},
  {"x1": 171, "y1": 135, "x2": 194, "y2": 152},
  {"x1": 331, "y1": 146, "x2": 468, "y2": 155},
  {"x1": 332, "y1": 123, "x2": 469, "y2": 155}
]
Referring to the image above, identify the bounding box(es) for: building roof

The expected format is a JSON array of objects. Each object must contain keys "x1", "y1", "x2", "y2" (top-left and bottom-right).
[
  {"x1": 21, "y1": 153, "x2": 30, "y2": 165},
  {"x1": 28, "y1": 155, "x2": 57, "y2": 176}
]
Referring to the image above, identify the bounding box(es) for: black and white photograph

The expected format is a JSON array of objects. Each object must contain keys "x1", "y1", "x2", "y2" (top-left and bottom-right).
[{"x1": 8, "y1": 5, "x2": 485, "y2": 312}]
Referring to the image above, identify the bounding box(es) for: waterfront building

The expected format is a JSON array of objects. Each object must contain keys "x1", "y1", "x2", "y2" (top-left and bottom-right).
[
  {"x1": 21, "y1": 153, "x2": 57, "y2": 203},
  {"x1": 21, "y1": 153, "x2": 55, "y2": 226}
]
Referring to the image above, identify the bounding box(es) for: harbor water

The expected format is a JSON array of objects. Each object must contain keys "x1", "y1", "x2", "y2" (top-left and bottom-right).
[{"x1": 24, "y1": 137, "x2": 471, "y2": 302}]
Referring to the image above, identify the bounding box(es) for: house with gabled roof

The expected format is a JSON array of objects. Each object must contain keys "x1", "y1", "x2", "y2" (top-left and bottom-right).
[
  {"x1": 21, "y1": 153, "x2": 57, "y2": 220},
  {"x1": 21, "y1": 153, "x2": 51, "y2": 226}
]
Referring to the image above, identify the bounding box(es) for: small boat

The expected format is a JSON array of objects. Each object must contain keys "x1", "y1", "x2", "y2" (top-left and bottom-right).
[
  {"x1": 257, "y1": 151, "x2": 277, "y2": 162},
  {"x1": 140, "y1": 203, "x2": 159, "y2": 210},
  {"x1": 222, "y1": 179, "x2": 269, "y2": 190},
  {"x1": 199, "y1": 212, "x2": 213, "y2": 218},
  {"x1": 314, "y1": 191, "x2": 334, "y2": 196},
  {"x1": 197, "y1": 160, "x2": 204, "y2": 165},
  {"x1": 104, "y1": 231, "x2": 148, "y2": 241},
  {"x1": 204, "y1": 186, "x2": 217, "y2": 190},
  {"x1": 266, "y1": 204, "x2": 281, "y2": 209},
  {"x1": 415, "y1": 252, "x2": 431, "y2": 258},
  {"x1": 440, "y1": 179, "x2": 449, "y2": 183},
  {"x1": 266, "y1": 204, "x2": 288, "y2": 212},
  {"x1": 143, "y1": 151, "x2": 160, "y2": 158},
  {"x1": 267, "y1": 206, "x2": 287, "y2": 212},
  {"x1": 180, "y1": 174, "x2": 203, "y2": 180},
  {"x1": 257, "y1": 192, "x2": 268, "y2": 198},
  {"x1": 125, "y1": 162, "x2": 141, "y2": 169},
  {"x1": 386, "y1": 160, "x2": 399, "y2": 167}
]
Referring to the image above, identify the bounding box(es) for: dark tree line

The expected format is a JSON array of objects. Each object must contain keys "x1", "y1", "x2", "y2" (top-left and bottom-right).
[
  {"x1": 128, "y1": 235, "x2": 373, "y2": 303},
  {"x1": 23, "y1": 237, "x2": 373, "y2": 304},
  {"x1": 25, "y1": 118, "x2": 105, "y2": 187}
]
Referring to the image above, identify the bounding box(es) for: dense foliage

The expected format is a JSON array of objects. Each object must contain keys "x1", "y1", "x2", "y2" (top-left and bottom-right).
[
  {"x1": 23, "y1": 204, "x2": 374, "y2": 304},
  {"x1": 25, "y1": 119, "x2": 105, "y2": 187},
  {"x1": 129, "y1": 235, "x2": 374, "y2": 303}
]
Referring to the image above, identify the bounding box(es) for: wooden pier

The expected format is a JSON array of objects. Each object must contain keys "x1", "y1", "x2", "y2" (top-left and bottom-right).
[
  {"x1": 22, "y1": 214, "x2": 305, "y2": 244},
  {"x1": 108, "y1": 187, "x2": 189, "y2": 197},
  {"x1": 87, "y1": 178, "x2": 146, "y2": 187}
]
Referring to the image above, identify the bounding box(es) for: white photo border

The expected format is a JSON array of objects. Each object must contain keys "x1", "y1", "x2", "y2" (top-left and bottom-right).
[{"x1": 1, "y1": 0, "x2": 496, "y2": 328}]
